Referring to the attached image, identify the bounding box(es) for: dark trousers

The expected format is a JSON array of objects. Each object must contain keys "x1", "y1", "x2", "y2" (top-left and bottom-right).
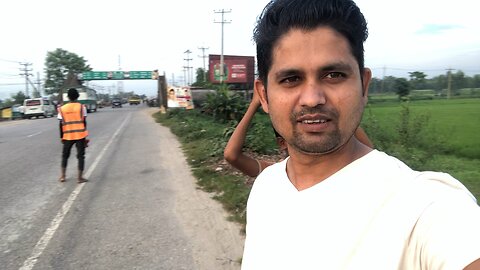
[{"x1": 61, "y1": 138, "x2": 86, "y2": 171}]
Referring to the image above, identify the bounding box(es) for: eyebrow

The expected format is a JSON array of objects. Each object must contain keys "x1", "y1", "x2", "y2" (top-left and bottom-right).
[
  {"x1": 273, "y1": 62, "x2": 354, "y2": 79},
  {"x1": 319, "y1": 62, "x2": 354, "y2": 73},
  {"x1": 273, "y1": 68, "x2": 303, "y2": 80}
]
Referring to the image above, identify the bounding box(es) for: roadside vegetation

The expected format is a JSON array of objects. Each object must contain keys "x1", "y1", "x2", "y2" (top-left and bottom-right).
[{"x1": 153, "y1": 84, "x2": 480, "y2": 229}]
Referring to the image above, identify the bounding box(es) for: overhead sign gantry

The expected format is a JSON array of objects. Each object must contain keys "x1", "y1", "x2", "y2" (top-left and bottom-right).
[{"x1": 78, "y1": 70, "x2": 159, "y2": 81}]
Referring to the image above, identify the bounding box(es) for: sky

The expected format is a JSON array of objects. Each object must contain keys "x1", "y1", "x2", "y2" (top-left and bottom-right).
[{"x1": 0, "y1": 0, "x2": 479, "y2": 99}]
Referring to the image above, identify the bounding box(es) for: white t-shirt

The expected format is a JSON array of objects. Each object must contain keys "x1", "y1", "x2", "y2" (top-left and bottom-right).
[{"x1": 242, "y1": 150, "x2": 480, "y2": 270}]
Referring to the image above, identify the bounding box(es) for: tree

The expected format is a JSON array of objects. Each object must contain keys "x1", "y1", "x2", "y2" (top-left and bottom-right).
[
  {"x1": 382, "y1": 76, "x2": 398, "y2": 93},
  {"x1": 368, "y1": 77, "x2": 382, "y2": 94},
  {"x1": 11, "y1": 91, "x2": 27, "y2": 105},
  {"x1": 394, "y1": 78, "x2": 411, "y2": 100},
  {"x1": 192, "y1": 68, "x2": 210, "y2": 87},
  {"x1": 451, "y1": 70, "x2": 466, "y2": 95},
  {"x1": 408, "y1": 71, "x2": 427, "y2": 90},
  {"x1": 472, "y1": 75, "x2": 480, "y2": 88},
  {"x1": 44, "y1": 48, "x2": 91, "y2": 95}
]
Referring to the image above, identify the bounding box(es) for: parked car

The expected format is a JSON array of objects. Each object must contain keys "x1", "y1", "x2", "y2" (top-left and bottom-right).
[
  {"x1": 111, "y1": 98, "x2": 122, "y2": 108},
  {"x1": 11, "y1": 104, "x2": 24, "y2": 119},
  {"x1": 23, "y1": 97, "x2": 55, "y2": 119}
]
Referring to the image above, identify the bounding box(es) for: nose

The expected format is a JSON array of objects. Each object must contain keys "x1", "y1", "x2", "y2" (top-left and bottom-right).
[{"x1": 298, "y1": 80, "x2": 326, "y2": 108}]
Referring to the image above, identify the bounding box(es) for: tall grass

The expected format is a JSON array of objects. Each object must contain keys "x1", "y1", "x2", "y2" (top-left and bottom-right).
[
  {"x1": 364, "y1": 98, "x2": 480, "y2": 159},
  {"x1": 153, "y1": 97, "x2": 480, "y2": 227}
]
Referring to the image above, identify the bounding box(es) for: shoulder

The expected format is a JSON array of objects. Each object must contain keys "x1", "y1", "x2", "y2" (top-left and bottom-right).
[
  {"x1": 413, "y1": 171, "x2": 477, "y2": 203},
  {"x1": 406, "y1": 172, "x2": 480, "y2": 269},
  {"x1": 251, "y1": 158, "x2": 288, "y2": 190},
  {"x1": 257, "y1": 158, "x2": 287, "y2": 177}
]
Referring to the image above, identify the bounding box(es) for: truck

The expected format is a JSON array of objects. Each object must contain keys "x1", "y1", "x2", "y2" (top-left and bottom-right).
[{"x1": 128, "y1": 95, "x2": 141, "y2": 105}]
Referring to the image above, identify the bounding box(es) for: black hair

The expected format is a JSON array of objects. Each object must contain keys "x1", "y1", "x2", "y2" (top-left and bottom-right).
[
  {"x1": 67, "y1": 88, "x2": 79, "y2": 100},
  {"x1": 254, "y1": 0, "x2": 368, "y2": 82}
]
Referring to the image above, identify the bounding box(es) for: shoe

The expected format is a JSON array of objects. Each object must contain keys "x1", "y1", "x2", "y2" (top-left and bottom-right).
[
  {"x1": 59, "y1": 177, "x2": 66, "y2": 182},
  {"x1": 78, "y1": 178, "x2": 88, "y2": 184}
]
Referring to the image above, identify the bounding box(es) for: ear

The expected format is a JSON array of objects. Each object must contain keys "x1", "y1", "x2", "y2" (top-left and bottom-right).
[
  {"x1": 361, "y1": 68, "x2": 372, "y2": 104},
  {"x1": 255, "y1": 79, "x2": 269, "y2": 113}
]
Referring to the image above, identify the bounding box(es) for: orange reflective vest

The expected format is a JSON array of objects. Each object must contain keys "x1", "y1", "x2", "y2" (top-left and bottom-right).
[{"x1": 59, "y1": 103, "x2": 88, "y2": 140}]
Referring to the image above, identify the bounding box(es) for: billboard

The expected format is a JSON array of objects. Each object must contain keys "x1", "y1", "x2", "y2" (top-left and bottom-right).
[
  {"x1": 167, "y1": 86, "x2": 194, "y2": 109},
  {"x1": 208, "y1": 55, "x2": 255, "y2": 84}
]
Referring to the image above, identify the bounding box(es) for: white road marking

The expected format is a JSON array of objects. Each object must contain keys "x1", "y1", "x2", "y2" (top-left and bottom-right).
[
  {"x1": 19, "y1": 113, "x2": 132, "y2": 270},
  {"x1": 26, "y1": 131, "x2": 42, "y2": 138}
]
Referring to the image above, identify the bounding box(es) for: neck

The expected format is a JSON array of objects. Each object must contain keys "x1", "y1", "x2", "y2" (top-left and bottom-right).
[{"x1": 286, "y1": 138, "x2": 372, "y2": 191}]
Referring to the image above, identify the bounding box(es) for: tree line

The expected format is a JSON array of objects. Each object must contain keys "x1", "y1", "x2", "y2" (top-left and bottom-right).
[
  {"x1": 2, "y1": 48, "x2": 480, "y2": 108},
  {"x1": 369, "y1": 70, "x2": 480, "y2": 98}
]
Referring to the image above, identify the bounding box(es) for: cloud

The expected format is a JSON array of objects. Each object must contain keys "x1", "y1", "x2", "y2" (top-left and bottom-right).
[{"x1": 416, "y1": 24, "x2": 463, "y2": 35}]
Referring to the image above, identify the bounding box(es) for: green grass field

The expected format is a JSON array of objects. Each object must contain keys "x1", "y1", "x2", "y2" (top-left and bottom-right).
[
  {"x1": 364, "y1": 98, "x2": 480, "y2": 159},
  {"x1": 154, "y1": 97, "x2": 480, "y2": 225},
  {"x1": 363, "y1": 98, "x2": 480, "y2": 198}
]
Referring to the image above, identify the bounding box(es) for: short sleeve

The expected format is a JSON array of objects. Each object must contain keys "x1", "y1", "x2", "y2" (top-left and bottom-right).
[{"x1": 410, "y1": 192, "x2": 480, "y2": 270}]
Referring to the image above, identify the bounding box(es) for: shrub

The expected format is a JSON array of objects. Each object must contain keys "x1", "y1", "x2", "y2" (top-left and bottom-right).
[{"x1": 201, "y1": 85, "x2": 248, "y2": 123}]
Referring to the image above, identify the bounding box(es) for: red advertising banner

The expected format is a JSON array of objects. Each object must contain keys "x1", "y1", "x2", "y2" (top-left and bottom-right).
[{"x1": 208, "y1": 55, "x2": 255, "y2": 84}]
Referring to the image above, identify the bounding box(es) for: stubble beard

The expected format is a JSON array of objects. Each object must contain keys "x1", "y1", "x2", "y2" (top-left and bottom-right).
[
  {"x1": 287, "y1": 107, "x2": 342, "y2": 155},
  {"x1": 290, "y1": 126, "x2": 341, "y2": 155}
]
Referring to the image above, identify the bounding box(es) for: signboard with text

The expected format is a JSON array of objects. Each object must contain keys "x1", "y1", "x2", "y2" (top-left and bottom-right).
[
  {"x1": 208, "y1": 55, "x2": 255, "y2": 84},
  {"x1": 79, "y1": 70, "x2": 158, "y2": 81}
]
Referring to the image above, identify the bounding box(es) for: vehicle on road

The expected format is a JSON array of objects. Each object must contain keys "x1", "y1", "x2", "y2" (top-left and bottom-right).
[
  {"x1": 63, "y1": 86, "x2": 98, "y2": 112},
  {"x1": 112, "y1": 98, "x2": 122, "y2": 108},
  {"x1": 128, "y1": 95, "x2": 141, "y2": 105},
  {"x1": 11, "y1": 104, "x2": 24, "y2": 119},
  {"x1": 23, "y1": 97, "x2": 55, "y2": 119}
]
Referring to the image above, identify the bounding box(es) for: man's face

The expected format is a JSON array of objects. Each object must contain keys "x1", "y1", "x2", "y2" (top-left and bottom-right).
[{"x1": 257, "y1": 27, "x2": 371, "y2": 156}]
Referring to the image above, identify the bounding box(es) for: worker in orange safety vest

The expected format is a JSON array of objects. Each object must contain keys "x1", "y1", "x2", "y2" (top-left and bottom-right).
[{"x1": 57, "y1": 88, "x2": 89, "y2": 183}]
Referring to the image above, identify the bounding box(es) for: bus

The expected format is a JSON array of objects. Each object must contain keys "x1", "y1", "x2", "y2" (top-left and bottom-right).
[{"x1": 63, "y1": 86, "x2": 98, "y2": 112}]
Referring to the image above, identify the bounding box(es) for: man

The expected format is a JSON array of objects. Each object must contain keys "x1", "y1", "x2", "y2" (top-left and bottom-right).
[
  {"x1": 223, "y1": 89, "x2": 373, "y2": 177},
  {"x1": 241, "y1": 0, "x2": 480, "y2": 269},
  {"x1": 58, "y1": 88, "x2": 88, "y2": 183}
]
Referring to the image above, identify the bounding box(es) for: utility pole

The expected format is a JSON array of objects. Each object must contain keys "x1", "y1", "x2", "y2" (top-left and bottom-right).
[
  {"x1": 27, "y1": 76, "x2": 39, "y2": 97},
  {"x1": 198, "y1": 46, "x2": 209, "y2": 83},
  {"x1": 446, "y1": 68, "x2": 455, "y2": 99},
  {"x1": 117, "y1": 55, "x2": 124, "y2": 94},
  {"x1": 381, "y1": 65, "x2": 386, "y2": 93},
  {"x1": 183, "y1": 49, "x2": 192, "y2": 86},
  {"x1": 214, "y1": 9, "x2": 231, "y2": 84},
  {"x1": 36, "y1": 72, "x2": 42, "y2": 96},
  {"x1": 19, "y1": 62, "x2": 33, "y2": 97},
  {"x1": 183, "y1": 67, "x2": 187, "y2": 86}
]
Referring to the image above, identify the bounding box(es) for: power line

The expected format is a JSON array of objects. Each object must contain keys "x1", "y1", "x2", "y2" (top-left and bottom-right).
[
  {"x1": 0, "y1": 58, "x2": 20, "y2": 63},
  {"x1": 0, "y1": 83, "x2": 25, "y2": 86}
]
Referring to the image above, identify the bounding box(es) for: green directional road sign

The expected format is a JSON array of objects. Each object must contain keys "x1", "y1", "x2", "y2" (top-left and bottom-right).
[
  {"x1": 80, "y1": 71, "x2": 154, "y2": 80},
  {"x1": 81, "y1": 71, "x2": 108, "y2": 80},
  {"x1": 129, "y1": 71, "x2": 153, "y2": 79}
]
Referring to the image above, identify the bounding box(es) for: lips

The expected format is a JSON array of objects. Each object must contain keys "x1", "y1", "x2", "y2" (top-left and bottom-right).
[
  {"x1": 297, "y1": 114, "x2": 331, "y2": 124},
  {"x1": 301, "y1": 118, "x2": 328, "y2": 124},
  {"x1": 295, "y1": 114, "x2": 332, "y2": 132}
]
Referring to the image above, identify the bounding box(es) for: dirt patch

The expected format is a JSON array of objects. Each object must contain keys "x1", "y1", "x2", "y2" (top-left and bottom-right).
[{"x1": 149, "y1": 108, "x2": 246, "y2": 269}]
